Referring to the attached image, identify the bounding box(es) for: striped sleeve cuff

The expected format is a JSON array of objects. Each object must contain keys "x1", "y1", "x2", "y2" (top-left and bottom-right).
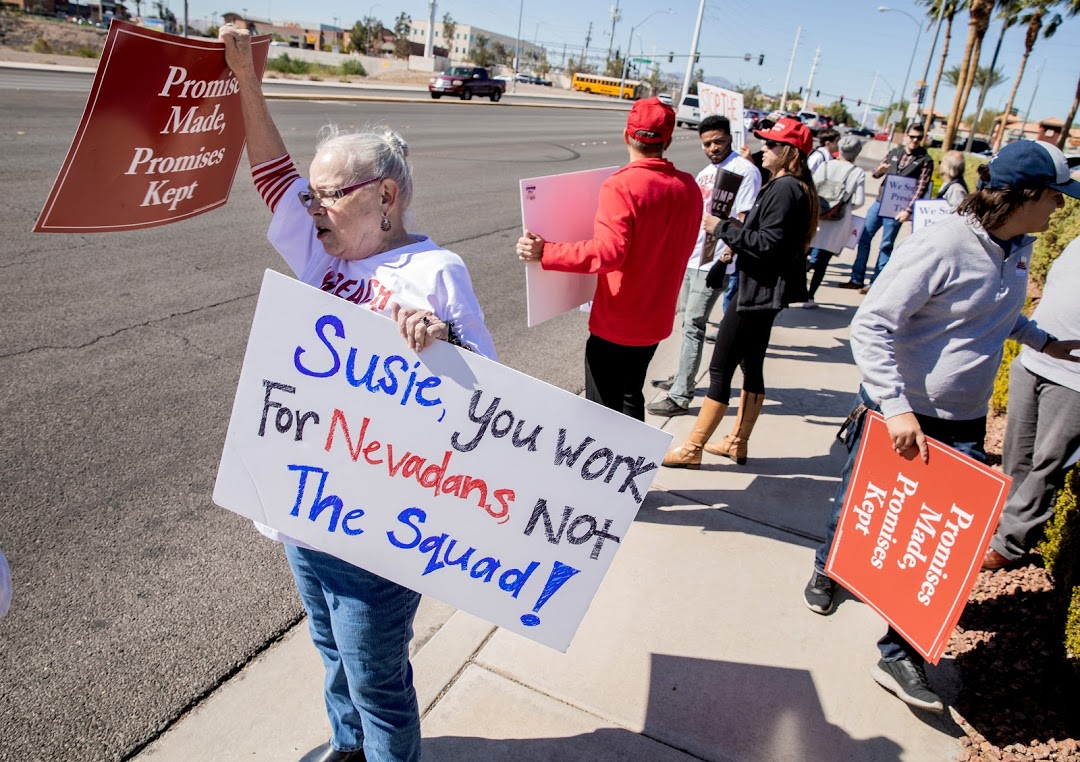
[{"x1": 252, "y1": 154, "x2": 300, "y2": 213}]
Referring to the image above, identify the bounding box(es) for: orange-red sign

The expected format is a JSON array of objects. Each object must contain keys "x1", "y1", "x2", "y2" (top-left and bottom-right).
[
  {"x1": 825, "y1": 411, "x2": 1010, "y2": 663},
  {"x1": 34, "y1": 21, "x2": 269, "y2": 233}
]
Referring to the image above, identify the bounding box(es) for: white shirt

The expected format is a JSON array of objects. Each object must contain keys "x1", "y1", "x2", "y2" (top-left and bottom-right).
[
  {"x1": 807, "y1": 145, "x2": 832, "y2": 174},
  {"x1": 686, "y1": 152, "x2": 762, "y2": 271}
]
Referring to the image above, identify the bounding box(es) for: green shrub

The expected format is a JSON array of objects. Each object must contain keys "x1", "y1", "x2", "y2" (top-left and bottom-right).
[
  {"x1": 340, "y1": 59, "x2": 365, "y2": 76},
  {"x1": 1038, "y1": 468, "x2": 1080, "y2": 676},
  {"x1": 31, "y1": 36, "x2": 53, "y2": 54},
  {"x1": 926, "y1": 147, "x2": 986, "y2": 199},
  {"x1": 266, "y1": 53, "x2": 311, "y2": 74},
  {"x1": 75, "y1": 46, "x2": 100, "y2": 58},
  {"x1": 990, "y1": 340, "x2": 1020, "y2": 416}
]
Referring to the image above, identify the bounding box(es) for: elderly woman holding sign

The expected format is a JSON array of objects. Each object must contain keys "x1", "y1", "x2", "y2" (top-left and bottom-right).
[{"x1": 220, "y1": 25, "x2": 495, "y2": 762}]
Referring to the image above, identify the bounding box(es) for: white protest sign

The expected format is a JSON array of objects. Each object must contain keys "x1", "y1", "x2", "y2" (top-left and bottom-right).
[
  {"x1": 521, "y1": 167, "x2": 618, "y2": 327},
  {"x1": 879, "y1": 174, "x2": 921, "y2": 219},
  {"x1": 913, "y1": 199, "x2": 953, "y2": 231},
  {"x1": 214, "y1": 270, "x2": 673, "y2": 651},
  {"x1": 697, "y1": 83, "x2": 745, "y2": 150},
  {"x1": 845, "y1": 214, "x2": 866, "y2": 250}
]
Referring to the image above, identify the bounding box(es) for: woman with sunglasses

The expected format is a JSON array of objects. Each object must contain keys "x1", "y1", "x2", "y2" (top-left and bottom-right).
[
  {"x1": 221, "y1": 25, "x2": 495, "y2": 762},
  {"x1": 663, "y1": 118, "x2": 818, "y2": 468}
]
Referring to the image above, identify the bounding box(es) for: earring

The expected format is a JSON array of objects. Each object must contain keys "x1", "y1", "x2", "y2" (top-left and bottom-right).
[{"x1": 381, "y1": 212, "x2": 392, "y2": 232}]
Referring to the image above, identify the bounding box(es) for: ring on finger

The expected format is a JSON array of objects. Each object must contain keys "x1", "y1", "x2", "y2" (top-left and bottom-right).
[{"x1": 421, "y1": 315, "x2": 431, "y2": 326}]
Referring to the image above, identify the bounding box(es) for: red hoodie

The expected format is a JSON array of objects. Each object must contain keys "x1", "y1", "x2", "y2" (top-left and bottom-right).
[{"x1": 541, "y1": 158, "x2": 701, "y2": 346}]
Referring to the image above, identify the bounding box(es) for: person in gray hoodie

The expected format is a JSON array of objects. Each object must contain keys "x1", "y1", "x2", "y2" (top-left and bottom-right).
[{"x1": 802, "y1": 140, "x2": 1080, "y2": 714}]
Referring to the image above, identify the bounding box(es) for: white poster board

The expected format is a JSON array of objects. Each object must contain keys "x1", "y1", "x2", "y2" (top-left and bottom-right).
[
  {"x1": 520, "y1": 166, "x2": 618, "y2": 327},
  {"x1": 879, "y1": 174, "x2": 921, "y2": 219},
  {"x1": 913, "y1": 199, "x2": 953, "y2": 231},
  {"x1": 214, "y1": 271, "x2": 672, "y2": 651},
  {"x1": 845, "y1": 214, "x2": 866, "y2": 250},
  {"x1": 697, "y1": 82, "x2": 745, "y2": 150}
]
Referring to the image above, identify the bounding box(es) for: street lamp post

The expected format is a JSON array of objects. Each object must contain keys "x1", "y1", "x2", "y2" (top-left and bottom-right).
[
  {"x1": 619, "y1": 8, "x2": 671, "y2": 100},
  {"x1": 512, "y1": 0, "x2": 524, "y2": 94},
  {"x1": 878, "y1": 6, "x2": 920, "y2": 144}
]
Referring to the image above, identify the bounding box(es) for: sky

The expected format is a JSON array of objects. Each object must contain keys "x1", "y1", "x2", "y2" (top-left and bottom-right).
[{"x1": 176, "y1": 0, "x2": 1080, "y2": 123}]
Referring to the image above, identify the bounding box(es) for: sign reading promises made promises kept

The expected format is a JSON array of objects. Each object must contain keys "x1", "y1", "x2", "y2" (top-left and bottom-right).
[{"x1": 214, "y1": 271, "x2": 674, "y2": 651}]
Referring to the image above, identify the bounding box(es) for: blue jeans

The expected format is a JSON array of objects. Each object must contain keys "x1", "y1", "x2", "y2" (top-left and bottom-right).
[
  {"x1": 668, "y1": 268, "x2": 722, "y2": 407},
  {"x1": 849, "y1": 201, "x2": 903, "y2": 286},
  {"x1": 814, "y1": 388, "x2": 987, "y2": 664},
  {"x1": 722, "y1": 268, "x2": 739, "y2": 313},
  {"x1": 286, "y1": 544, "x2": 422, "y2": 761}
]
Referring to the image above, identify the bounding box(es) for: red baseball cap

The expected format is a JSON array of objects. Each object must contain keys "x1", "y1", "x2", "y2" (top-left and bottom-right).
[
  {"x1": 625, "y1": 97, "x2": 675, "y2": 145},
  {"x1": 754, "y1": 117, "x2": 813, "y2": 156}
]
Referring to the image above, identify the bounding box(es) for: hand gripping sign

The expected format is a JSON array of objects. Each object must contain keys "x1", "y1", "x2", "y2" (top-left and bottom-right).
[
  {"x1": 214, "y1": 271, "x2": 673, "y2": 651},
  {"x1": 34, "y1": 20, "x2": 269, "y2": 233},
  {"x1": 825, "y1": 412, "x2": 1009, "y2": 663}
]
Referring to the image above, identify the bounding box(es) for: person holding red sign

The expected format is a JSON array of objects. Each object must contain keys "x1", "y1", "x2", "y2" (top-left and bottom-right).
[
  {"x1": 804, "y1": 139, "x2": 1080, "y2": 713},
  {"x1": 221, "y1": 24, "x2": 496, "y2": 762}
]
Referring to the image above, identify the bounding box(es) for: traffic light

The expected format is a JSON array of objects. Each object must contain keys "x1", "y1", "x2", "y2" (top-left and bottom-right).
[
  {"x1": 758, "y1": 53, "x2": 764, "y2": 66},
  {"x1": 693, "y1": 52, "x2": 700, "y2": 63},
  {"x1": 798, "y1": 87, "x2": 803, "y2": 95},
  {"x1": 815, "y1": 89, "x2": 820, "y2": 98},
  {"x1": 839, "y1": 95, "x2": 844, "y2": 104},
  {"x1": 857, "y1": 99, "x2": 862, "y2": 106},
  {"x1": 668, "y1": 51, "x2": 673, "y2": 63}
]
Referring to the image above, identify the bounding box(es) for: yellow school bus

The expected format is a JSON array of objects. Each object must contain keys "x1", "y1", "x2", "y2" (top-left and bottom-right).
[{"x1": 571, "y1": 73, "x2": 644, "y2": 100}]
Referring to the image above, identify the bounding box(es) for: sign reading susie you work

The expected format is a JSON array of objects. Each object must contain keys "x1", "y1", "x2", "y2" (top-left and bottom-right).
[
  {"x1": 34, "y1": 20, "x2": 269, "y2": 233},
  {"x1": 214, "y1": 271, "x2": 673, "y2": 651},
  {"x1": 825, "y1": 412, "x2": 1009, "y2": 663}
]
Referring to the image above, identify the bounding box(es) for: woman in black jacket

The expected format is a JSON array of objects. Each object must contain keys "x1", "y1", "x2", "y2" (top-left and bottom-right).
[{"x1": 664, "y1": 118, "x2": 818, "y2": 468}]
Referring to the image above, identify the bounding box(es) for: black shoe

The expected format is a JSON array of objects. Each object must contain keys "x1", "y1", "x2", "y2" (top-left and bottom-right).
[
  {"x1": 837, "y1": 281, "x2": 864, "y2": 290},
  {"x1": 803, "y1": 570, "x2": 837, "y2": 615},
  {"x1": 650, "y1": 376, "x2": 674, "y2": 391},
  {"x1": 311, "y1": 743, "x2": 366, "y2": 762},
  {"x1": 647, "y1": 397, "x2": 690, "y2": 417},
  {"x1": 705, "y1": 331, "x2": 718, "y2": 343},
  {"x1": 870, "y1": 657, "x2": 944, "y2": 713}
]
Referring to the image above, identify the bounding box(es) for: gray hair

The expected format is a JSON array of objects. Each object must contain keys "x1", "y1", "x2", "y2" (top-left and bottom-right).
[
  {"x1": 940, "y1": 150, "x2": 966, "y2": 181},
  {"x1": 315, "y1": 124, "x2": 413, "y2": 211}
]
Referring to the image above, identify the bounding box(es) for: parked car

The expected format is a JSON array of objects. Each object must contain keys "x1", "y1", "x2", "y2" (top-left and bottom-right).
[
  {"x1": 676, "y1": 95, "x2": 701, "y2": 129},
  {"x1": 849, "y1": 126, "x2": 876, "y2": 137},
  {"x1": 514, "y1": 73, "x2": 553, "y2": 86},
  {"x1": 429, "y1": 66, "x2": 505, "y2": 101},
  {"x1": 657, "y1": 93, "x2": 674, "y2": 107},
  {"x1": 744, "y1": 108, "x2": 767, "y2": 131}
]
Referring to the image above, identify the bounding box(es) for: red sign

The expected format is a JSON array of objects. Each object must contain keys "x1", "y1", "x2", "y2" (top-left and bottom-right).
[
  {"x1": 825, "y1": 411, "x2": 1010, "y2": 664},
  {"x1": 34, "y1": 21, "x2": 269, "y2": 233}
]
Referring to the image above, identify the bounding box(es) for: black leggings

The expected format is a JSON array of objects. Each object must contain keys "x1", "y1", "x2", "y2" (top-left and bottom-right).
[
  {"x1": 706, "y1": 307, "x2": 780, "y2": 402},
  {"x1": 807, "y1": 249, "x2": 836, "y2": 300}
]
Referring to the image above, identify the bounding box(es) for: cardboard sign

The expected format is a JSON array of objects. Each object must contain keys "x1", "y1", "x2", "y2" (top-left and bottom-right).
[
  {"x1": 913, "y1": 199, "x2": 954, "y2": 231},
  {"x1": 214, "y1": 271, "x2": 673, "y2": 651},
  {"x1": 520, "y1": 166, "x2": 618, "y2": 327},
  {"x1": 845, "y1": 214, "x2": 866, "y2": 251},
  {"x1": 710, "y1": 168, "x2": 744, "y2": 220},
  {"x1": 825, "y1": 411, "x2": 1010, "y2": 663},
  {"x1": 34, "y1": 21, "x2": 269, "y2": 233},
  {"x1": 697, "y1": 83, "x2": 745, "y2": 150},
  {"x1": 878, "y1": 174, "x2": 922, "y2": 219}
]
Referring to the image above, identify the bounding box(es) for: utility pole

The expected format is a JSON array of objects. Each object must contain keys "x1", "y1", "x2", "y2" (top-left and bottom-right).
[
  {"x1": 512, "y1": 0, "x2": 523, "y2": 92},
  {"x1": 861, "y1": 71, "x2": 878, "y2": 129},
  {"x1": 779, "y1": 26, "x2": 801, "y2": 113},
  {"x1": 582, "y1": 21, "x2": 592, "y2": 70},
  {"x1": 561, "y1": 42, "x2": 566, "y2": 68},
  {"x1": 679, "y1": 0, "x2": 705, "y2": 104},
  {"x1": 1017, "y1": 59, "x2": 1045, "y2": 143},
  {"x1": 803, "y1": 46, "x2": 820, "y2": 110},
  {"x1": 424, "y1": 0, "x2": 435, "y2": 58},
  {"x1": 605, "y1": 1, "x2": 620, "y2": 68}
]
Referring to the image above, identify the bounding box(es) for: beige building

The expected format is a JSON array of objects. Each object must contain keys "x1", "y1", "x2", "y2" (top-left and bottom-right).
[{"x1": 406, "y1": 19, "x2": 542, "y2": 64}]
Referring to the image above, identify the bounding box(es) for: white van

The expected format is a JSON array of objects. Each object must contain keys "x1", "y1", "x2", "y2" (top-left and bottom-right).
[{"x1": 676, "y1": 95, "x2": 701, "y2": 129}]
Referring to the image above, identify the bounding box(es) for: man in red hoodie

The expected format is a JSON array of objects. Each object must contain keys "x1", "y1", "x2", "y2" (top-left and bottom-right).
[{"x1": 516, "y1": 98, "x2": 701, "y2": 420}]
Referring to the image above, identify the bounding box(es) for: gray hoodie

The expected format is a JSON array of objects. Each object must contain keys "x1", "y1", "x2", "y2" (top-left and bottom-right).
[{"x1": 851, "y1": 213, "x2": 1049, "y2": 420}]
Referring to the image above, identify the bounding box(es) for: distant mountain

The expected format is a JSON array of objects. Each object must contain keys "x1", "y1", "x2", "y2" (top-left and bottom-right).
[{"x1": 701, "y1": 75, "x2": 739, "y2": 91}]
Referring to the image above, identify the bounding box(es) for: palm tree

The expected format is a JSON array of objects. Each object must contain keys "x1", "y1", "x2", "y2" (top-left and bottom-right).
[
  {"x1": 916, "y1": 0, "x2": 967, "y2": 135},
  {"x1": 1060, "y1": 71, "x2": 1080, "y2": 150},
  {"x1": 962, "y1": 1, "x2": 1020, "y2": 149},
  {"x1": 993, "y1": 0, "x2": 1080, "y2": 150},
  {"x1": 943, "y1": 0, "x2": 996, "y2": 149},
  {"x1": 943, "y1": 63, "x2": 1007, "y2": 90}
]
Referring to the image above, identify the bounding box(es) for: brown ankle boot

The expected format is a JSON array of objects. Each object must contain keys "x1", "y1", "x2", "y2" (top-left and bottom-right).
[
  {"x1": 705, "y1": 391, "x2": 765, "y2": 465},
  {"x1": 662, "y1": 398, "x2": 729, "y2": 469}
]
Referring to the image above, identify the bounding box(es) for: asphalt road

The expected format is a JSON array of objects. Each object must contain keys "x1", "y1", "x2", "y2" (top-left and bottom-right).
[{"x1": 0, "y1": 69, "x2": 707, "y2": 761}]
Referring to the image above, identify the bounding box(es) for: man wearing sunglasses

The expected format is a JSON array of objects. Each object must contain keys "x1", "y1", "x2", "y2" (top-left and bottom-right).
[{"x1": 840, "y1": 124, "x2": 933, "y2": 292}]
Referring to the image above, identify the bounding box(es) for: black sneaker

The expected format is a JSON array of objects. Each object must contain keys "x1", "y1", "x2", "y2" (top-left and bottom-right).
[
  {"x1": 803, "y1": 570, "x2": 837, "y2": 615},
  {"x1": 870, "y1": 657, "x2": 944, "y2": 713},
  {"x1": 646, "y1": 397, "x2": 690, "y2": 417},
  {"x1": 650, "y1": 376, "x2": 674, "y2": 391}
]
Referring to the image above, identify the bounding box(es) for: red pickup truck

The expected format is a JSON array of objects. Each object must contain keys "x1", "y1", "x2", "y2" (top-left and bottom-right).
[{"x1": 429, "y1": 66, "x2": 505, "y2": 102}]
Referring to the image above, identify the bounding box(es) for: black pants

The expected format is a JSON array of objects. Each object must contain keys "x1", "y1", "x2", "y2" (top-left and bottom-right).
[
  {"x1": 584, "y1": 334, "x2": 658, "y2": 421},
  {"x1": 807, "y1": 249, "x2": 836, "y2": 300},
  {"x1": 706, "y1": 307, "x2": 780, "y2": 402}
]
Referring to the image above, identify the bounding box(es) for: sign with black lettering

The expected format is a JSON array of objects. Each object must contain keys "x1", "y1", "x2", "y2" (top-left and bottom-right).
[
  {"x1": 34, "y1": 20, "x2": 269, "y2": 233},
  {"x1": 214, "y1": 271, "x2": 673, "y2": 650},
  {"x1": 710, "y1": 168, "x2": 744, "y2": 220}
]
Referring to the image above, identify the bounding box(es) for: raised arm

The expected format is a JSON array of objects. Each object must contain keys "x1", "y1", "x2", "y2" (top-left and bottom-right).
[{"x1": 219, "y1": 24, "x2": 287, "y2": 166}]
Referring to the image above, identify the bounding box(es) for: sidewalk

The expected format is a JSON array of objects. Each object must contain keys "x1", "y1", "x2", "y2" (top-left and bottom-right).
[{"x1": 135, "y1": 180, "x2": 959, "y2": 762}]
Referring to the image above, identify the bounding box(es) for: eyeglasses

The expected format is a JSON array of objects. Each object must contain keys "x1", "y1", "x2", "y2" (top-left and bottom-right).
[
  {"x1": 298, "y1": 176, "x2": 381, "y2": 209},
  {"x1": 906, "y1": 134, "x2": 922, "y2": 141},
  {"x1": 764, "y1": 140, "x2": 781, "y2": 149}
]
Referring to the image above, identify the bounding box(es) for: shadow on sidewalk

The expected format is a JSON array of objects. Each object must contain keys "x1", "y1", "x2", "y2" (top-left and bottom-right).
[{"x1": 422, "y1": 655, "x2": 907, "y2": 761}]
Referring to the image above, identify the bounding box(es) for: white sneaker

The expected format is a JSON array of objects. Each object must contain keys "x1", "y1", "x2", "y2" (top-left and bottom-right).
[{"x1": 801, "y1": 299, "x2": 818, "y2": 309}]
